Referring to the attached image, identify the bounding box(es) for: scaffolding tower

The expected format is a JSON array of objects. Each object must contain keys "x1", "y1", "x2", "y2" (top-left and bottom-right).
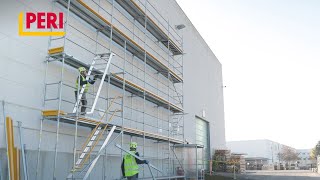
[{"x1": 36, "y1": 0, "x2": 185, "y2": 179}]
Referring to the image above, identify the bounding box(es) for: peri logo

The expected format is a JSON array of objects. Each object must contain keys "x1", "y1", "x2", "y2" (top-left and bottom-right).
[{"x1": 19, "y1": 12, "x2": 65, "y2": 36}]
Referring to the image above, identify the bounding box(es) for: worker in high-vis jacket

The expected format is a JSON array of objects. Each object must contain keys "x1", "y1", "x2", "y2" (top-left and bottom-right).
[
  {"x1": 121, "y1": 142, "x2": 149, "y2": 180},
  {"x1": 75, "y1": 67, "x2": 96, "y2": 113}
]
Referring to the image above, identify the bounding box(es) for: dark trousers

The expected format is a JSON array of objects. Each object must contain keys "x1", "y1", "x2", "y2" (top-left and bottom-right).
[
  {"x1": 75, "y1": 91, "x2": 87, "y2": 113},
  {"x1": 127, "y1": 174, "x2": 138, "y2": 180}
]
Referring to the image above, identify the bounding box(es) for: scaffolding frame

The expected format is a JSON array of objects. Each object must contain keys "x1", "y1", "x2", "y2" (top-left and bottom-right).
[
  {"x1": 174, "y1": 144, "x2": 205, "y2": 180},
  {"x1": 36, "y1": 0, "x2": 185, "y2": 179}
]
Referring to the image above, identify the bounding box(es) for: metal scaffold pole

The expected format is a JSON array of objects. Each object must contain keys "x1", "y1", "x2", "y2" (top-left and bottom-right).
[
  {"x1": 130, "y1": 52, "x2": 134, "y2": 129},
  {"x1": 121, "y1": 39, "x2": 127, "y2": 174},
  {"x1": 52, "y1": 51, "x2": 64, "y2": 180},
  {"x1": 37, "y1": 0, "x2": 54, "y2": 176},
  {"x1": 157, "y1": 71, "x2": 160, "y2": 177},
  {"x1": 94, "y1": 20, "x2": 100, "y2": 180},
  {"x1": 53, "y1": 0, "x2": 71, "y2": 179},
  {"x1": 109, "y1": 0, "x2": 114, "y2": 54},
  {"x1": 181, "y1": 22, "x2": 186, "y2": 180},
  {"x1": 36, "y1": 112, "x2": 43, "y2": 179},
  {"x1": 18, "y1": 122, "x2": 29, "y2": 180},
  {"x1": 71, "y1": 72, "x2": 81, "y2": 179},
  {"x1": 167, "y1": 17, "x2": 172, "y2": 179},
  {"x1": 103, "y1": 0, "x2": 115, "y2": 178},
  {"x1": 142, "y1": 0, "x2": 148, "y2": 178},
  {"x1": 35, "y1": 0, "x2": 185, "y2": 179}
]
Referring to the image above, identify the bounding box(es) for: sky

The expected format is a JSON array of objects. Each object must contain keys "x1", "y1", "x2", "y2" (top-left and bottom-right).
[{"x1": 176, "y1": 0, "x2": 320, "y2": 149}]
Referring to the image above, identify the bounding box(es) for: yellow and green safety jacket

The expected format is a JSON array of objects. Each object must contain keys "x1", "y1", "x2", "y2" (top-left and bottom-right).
[
  {"x1": 75, "y1": 75, "x2": 95, "y2": 93},
  {"x1": 123, "y1": 151, "x2": 139, "y2": 177}
]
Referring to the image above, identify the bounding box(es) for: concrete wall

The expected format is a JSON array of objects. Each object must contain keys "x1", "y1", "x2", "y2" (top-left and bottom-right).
[
  {"x1": 149, "y1": 0, "x2": 227, "y2": 152},
  {"x1": 0, "y1": 0, "x2": 225, "y2": 179},
  {"x1": 227, "y1": 139, "x2": 284, "y2": 165}
]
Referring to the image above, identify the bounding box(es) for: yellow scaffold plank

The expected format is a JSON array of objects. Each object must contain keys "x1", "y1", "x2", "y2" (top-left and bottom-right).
[
  {"x1": 78, "y1": 117, "x2": 100, "y2": 124},
  {"x1": 123, "y1": 127, "x2": 183, "y2": 144},
  {"x1": 112, "y1": 74, "x2": 183, "y2": 112},
  {"x1": 6, "y1": 116, "x2": 20, "y2": 180},
  {"x1": 128, "y1": 0, "x2": 183, "y2": 54},
  {"x1": 42, "y1": 110, "x2": 67, "y2": 116},
  {"x1": 13, "y1": 147, "x2": 20, "y2": 180},
  {"x1": 48, "y1": 46, "x2": 64, "y2": 55},
  {"x1": 6, "y1": 117, "x2": 15, "y2": 180},
  {"x1": 76, "y1": 0, "x2": 182, "y2": 82}
]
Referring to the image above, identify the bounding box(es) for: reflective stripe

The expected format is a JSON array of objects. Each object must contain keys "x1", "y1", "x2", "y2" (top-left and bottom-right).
[
  {"x1": 124, "y1": 151, "x2": 139, "y2": 177},
  {"x1": 75, "y1": 75, "x2": 89, "y2": 92}
]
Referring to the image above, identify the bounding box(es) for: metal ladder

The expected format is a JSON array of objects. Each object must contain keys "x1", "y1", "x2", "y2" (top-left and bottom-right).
[
  {"x1": 67, "y1": 126, "x2": 116, "y2": 180},
  {"x1": 171, "y1": 116, "x2": 183, "y2": 136},
  {"x1": 67, "y1": 96, "x2": 121, "y2": 180},
  {"x1": 73, "y1": 53, "x2": 115, "y2": 114},
  {"x1": 67, "y1": 112, "x2": 119, "y2": 179}
]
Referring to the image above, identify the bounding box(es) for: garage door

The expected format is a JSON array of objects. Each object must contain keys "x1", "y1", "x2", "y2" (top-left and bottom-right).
[{"x1": 196, "y1": 116, "x2": 210, "y2": 169}]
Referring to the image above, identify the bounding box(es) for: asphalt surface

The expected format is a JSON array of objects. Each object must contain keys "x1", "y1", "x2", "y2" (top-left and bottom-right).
[{"x1": 236, "y1": 170, "x2": 320, "y2": 180}]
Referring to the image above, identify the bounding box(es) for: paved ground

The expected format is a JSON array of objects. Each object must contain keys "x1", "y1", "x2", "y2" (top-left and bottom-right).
[{"x1": 236, "y1": 170, "x2": 320, "y2": 180}]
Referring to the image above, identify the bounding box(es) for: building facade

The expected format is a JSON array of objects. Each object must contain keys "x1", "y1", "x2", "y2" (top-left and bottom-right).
[
  {"x1": 0, "y1": 0, "x2": 225, "y2": 179},
  {"x1": 297, "y1": 149, "x2": 315, "y2": 169},
  {"x1": 227, "y1": 139, "x2": 291, "y2": 166}
]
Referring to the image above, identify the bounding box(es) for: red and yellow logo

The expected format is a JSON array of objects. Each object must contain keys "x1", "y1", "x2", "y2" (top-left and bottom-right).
[{"x1": 19, "y1": 12, "x2": 65, "y2": 36}]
